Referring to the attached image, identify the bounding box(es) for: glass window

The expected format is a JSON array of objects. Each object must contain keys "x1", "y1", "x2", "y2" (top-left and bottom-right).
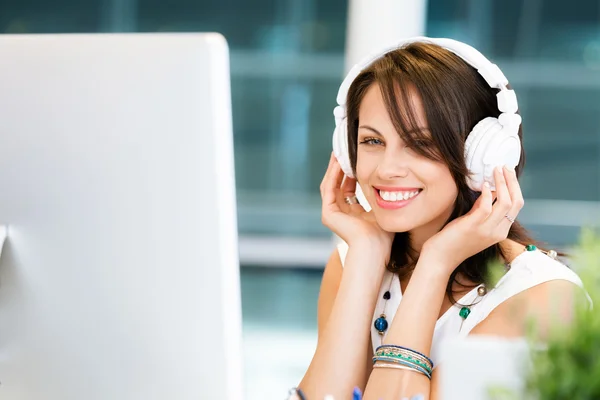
[
  {"x1": 427, "y1": 0, "x2": 600, "y2": 246},
  {"x1": 135, "y1": 0, "x2": 348, "y2": 237},
  {"x1": 1, "y1": 0, "x2": 347, "y2": 238}
]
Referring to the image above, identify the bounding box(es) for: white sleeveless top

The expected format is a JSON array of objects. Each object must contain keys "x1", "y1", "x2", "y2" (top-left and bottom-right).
[{"x1": 336, "y1": 242, "x2": 588, "y2": 368}]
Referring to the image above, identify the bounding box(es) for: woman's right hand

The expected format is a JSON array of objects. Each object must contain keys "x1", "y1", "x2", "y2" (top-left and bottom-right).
[{"x1": 320, "y1": 153, "x2": 394, "y2": 258}]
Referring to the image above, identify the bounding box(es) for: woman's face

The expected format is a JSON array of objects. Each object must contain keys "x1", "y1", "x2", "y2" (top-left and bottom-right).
[{"x1": 355, "y1": 83, "x2": 458, "y2": 240}]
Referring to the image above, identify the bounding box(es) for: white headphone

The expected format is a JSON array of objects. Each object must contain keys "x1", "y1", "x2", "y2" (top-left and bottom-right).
[{"x1": 332, "y1": 36, "x2": 522, "y2": 191}]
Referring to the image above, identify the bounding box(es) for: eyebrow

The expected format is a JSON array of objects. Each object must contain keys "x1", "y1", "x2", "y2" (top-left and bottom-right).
[
  {"x1": 358, "y1": 125, "x2": 431, "y2": 137},
  {"x1": 358, "y1": 125, "x2": 383, "y2": 136}
]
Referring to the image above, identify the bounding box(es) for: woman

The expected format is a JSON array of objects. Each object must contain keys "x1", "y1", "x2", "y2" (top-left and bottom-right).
[{"x1": 294, "y1": 38, "x2": 586, "y2": 399}]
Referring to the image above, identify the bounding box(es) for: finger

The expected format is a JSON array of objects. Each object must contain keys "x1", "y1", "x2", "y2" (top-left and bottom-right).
[
  {"x1": 335, "y1": 176, "x2": 351, "y2": 213},
  {"x1": 320, "y1": 152, "x2": 337, "y2": 189},
  {"x1": 503, "y1": 165, "x2": 524, "y2": 222},
  {"x1": 341, "y1": 174, "x2": 357, "y2": 197},
  {"x1": 486, "y1": 166, "x2": 513, "y2": 225},
  {"x1": 322, "y1": 159, "x2": 345, "y2": 211},
  {"x1": 467, "y1": 181, "x2": 493, "y2": 222},
  {"x1": 320, "y1": 154, "x2": 344, "y2": 197},
  {"x1": 339, "y1": 177, "x2": 364, "y2": 215},
  {"x1": 467, "y1": 190, "x2": 484, "y2": 216}
]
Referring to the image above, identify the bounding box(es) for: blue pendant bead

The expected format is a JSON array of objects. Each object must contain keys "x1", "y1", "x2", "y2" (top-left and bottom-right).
[{"x1": 374, "y1": 314, "x2": 388, "y2": 335}]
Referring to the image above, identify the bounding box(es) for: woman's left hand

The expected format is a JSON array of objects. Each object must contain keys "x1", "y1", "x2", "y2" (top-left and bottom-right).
[{"x1": 421, "y1": 165, "x2": 524, "y2": 274}]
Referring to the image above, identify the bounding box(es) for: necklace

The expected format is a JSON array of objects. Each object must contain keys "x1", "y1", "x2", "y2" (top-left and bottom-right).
[
  {"x1": 372, "y1": 244, "x2": 558, "y2": 336},
  {"x1": 373, "y1": 272, "x2": 395, "y2": 340},
  {"x1": 458, "y1": 244, "x2": 557, "y2": 320}
]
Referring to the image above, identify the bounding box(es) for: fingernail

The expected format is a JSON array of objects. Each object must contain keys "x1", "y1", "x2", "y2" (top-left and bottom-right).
[
  {"x1": 495, "y1": 166, "x2": 502, "y2": 173},
  {"x1": 484, "y1": 181, "x2": 490, "y2": 188}
]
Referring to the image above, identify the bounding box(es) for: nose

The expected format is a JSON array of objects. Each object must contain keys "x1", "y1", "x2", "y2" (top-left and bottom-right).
[{"x1": 376, "y1": 146, "x2": 410, "y2": 180}]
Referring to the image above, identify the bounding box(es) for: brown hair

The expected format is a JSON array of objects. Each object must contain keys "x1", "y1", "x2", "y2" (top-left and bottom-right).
[{"x1": 345, "y1": 41, "x2": 544, "y2": 301}]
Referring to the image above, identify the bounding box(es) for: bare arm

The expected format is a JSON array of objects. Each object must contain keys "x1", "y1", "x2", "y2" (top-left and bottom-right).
[
  {"x1": 316, "y1": 249, "x2": 343, "y2": 339},
  {"x1": 298, "y1": 249, "x2": 343, "y2": 390},
  {"x1": 298, "y1": 244, "x2": 386, "y2": 399},
  {"x1": 363, "y1": 254, "x2": 447, "y2": 399}
]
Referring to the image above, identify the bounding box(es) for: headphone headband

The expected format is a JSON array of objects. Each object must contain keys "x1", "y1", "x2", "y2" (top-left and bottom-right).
[
  {"x1": 336, "y1": 36, "x2": 515, "y2": 113},
  {"x1": 331, "y1": 36, "x2": 522, "y2": 190}
]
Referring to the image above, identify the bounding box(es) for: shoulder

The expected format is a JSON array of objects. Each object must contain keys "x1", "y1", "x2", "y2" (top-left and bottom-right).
[{"x1": 469, "y1": 250, "x2": 589, "y2": 339}]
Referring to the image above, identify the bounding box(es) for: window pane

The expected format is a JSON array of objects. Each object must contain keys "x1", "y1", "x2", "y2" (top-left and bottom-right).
[
  {"x1": 136, "y1": 0, "x2": 347, "y2": 237},
  {"x1": 427, "y1": 0, "x2": 600, "y2": 246}
]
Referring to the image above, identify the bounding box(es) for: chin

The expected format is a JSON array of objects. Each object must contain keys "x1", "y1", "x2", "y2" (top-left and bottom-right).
[{"x1": 373, "y1": 213, "x2": 420, "y2": 233}]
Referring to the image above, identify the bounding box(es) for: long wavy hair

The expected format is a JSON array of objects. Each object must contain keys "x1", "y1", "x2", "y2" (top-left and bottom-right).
[{"x1": 345, "y1": 42, "x2": 545, "y2": 301}]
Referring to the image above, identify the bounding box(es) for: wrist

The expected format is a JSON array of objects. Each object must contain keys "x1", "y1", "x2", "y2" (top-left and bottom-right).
[
  {"x1": 415, "y1": 250, "x2": 456, "y2": 281},
  {"x1": 421, "y1": 238, "x2": 468, "y2": 268},
  {"x1": 347, "y1": 239, "x2": 391, "y2": 260},
  {"x1": 342, "y1": 244, "x2": 388, "y2": 289}
]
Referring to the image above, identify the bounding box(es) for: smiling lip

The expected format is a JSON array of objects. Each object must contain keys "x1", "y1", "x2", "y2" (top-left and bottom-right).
[{"x1": 373, "y1": 187, "x2": 422, "y2": 210}]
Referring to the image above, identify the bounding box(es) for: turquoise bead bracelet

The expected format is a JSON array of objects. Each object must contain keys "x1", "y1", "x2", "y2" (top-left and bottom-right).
[
  {"x1": 375, "y1": 344, "x2": 434, "y2": 368},
  {"x1": 374, "y1": 349, "x2": 433, "y2": 373}
]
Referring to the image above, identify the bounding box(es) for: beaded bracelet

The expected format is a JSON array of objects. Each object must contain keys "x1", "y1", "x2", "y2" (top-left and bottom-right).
[
  {"x1": 372, "y1": 356, "x2": 432, "y2": 380},
  {"x1": 374, "y1": 348, "x2": 433, "y2": 374},
  {"x1": 375, "y1": 344, "x2": 434, "y2": 369}
]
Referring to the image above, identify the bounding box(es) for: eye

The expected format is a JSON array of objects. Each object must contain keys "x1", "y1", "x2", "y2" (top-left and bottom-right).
[
  {"x1": 413, "y1": 140, "x2": 431, "y2": 148},
  {"x1": 359, "y1": 137, "x2": 383, "y2": 146},
  {"x1": 407, "y1": 139, "x2": 435, "y2": 150}
]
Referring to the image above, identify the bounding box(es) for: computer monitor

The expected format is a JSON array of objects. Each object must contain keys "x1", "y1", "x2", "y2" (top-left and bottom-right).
[
  {"x1": 0, "y1": 33, "x2": 244, "y2": 400},
  {"x1": 439, "y1": 336, "x2": 529, "y2": 399}
]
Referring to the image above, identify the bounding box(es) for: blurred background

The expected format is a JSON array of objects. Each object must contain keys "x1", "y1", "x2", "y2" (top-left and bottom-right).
[{"x1": 1, "y1": 0, "x2": 599, "y2": 398}]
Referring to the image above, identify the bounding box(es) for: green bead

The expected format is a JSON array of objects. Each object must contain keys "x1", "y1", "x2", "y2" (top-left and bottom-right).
[
  {"x1": 526, "y1": 244, "x2": 537, "y2": 251},
  {"x1": 459, "y1": 307, "x2": 471, "y2": 319}
]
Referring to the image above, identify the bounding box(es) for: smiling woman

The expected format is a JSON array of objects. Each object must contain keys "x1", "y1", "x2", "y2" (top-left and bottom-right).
[
  {"x1": 354, "y1": 83, "x2": 457, "y2": 235},
  {"x1": 295, "y1": 37, "x2": 589, "y2": 400}
]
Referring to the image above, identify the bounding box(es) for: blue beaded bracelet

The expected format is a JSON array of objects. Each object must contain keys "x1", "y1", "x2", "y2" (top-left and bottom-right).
[{"x1": 375, "y1": 344, "x2": 434, "y2": 368}]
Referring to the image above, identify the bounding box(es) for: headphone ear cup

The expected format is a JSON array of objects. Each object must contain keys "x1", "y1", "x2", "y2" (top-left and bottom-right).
[
  {"x1": 465, "y1": 117, "x2": 522, "y2": 191},
  {"x1": 465, "y1": 117, "x2": 503, "y2": 191},
  {"x1": 464, "y1": 118, "x2": 496, "y2": 164},
  {"x1": 332, "y1": 116, "x2": 354, "y2": 178},
  {"x1": 481, "y1": 125, "x2": 521, "y2": 184}
]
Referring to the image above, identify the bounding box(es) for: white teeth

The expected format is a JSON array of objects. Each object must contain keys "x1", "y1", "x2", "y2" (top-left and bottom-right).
[{"x1": 379, "y1": 190, "x2": 420, "y2": 202}]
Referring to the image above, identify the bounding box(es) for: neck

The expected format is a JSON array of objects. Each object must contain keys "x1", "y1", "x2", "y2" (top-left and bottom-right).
[
  {"x1": 407, "y1": 207, "x2": 454, "y2": 255},
  {"x1": 407, "y1": 225, "x2": 438, "y2": 255},
  {"x1": 498, "y1": 239, "x2": 525, "y2": 263}
]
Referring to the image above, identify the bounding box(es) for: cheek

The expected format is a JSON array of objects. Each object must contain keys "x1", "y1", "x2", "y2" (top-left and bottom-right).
[
  {"x1": 426, "y1": 167, "x2": 458, "y2": 204},
  {"x1": 355, "y1": 151, "x2": 375, "y2": 182}
]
